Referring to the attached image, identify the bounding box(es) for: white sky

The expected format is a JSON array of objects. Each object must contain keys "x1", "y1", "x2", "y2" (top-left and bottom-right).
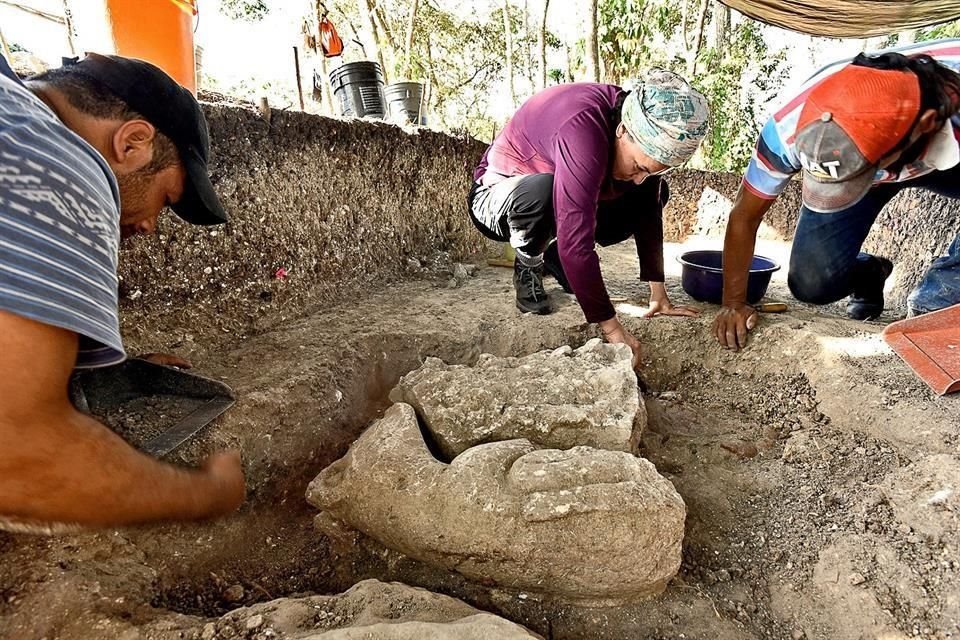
[{"x1": 1, "y1": 0, "x2": 878, "y2": 116}]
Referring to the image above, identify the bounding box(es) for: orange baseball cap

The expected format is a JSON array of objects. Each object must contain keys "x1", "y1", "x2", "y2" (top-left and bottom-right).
[{"x1": 795, "y1": 64, "x2": 921, "y2": 213}]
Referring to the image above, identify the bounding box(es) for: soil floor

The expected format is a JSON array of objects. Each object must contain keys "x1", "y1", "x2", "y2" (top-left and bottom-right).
[{"x1": 0, "y1": 241, "x2": 958, "y2": 640}]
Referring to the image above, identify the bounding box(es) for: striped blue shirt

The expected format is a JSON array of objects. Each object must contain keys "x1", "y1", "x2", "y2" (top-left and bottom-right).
[{"x1": 0, "y1": 55, "x2": 125, "y2": 368}]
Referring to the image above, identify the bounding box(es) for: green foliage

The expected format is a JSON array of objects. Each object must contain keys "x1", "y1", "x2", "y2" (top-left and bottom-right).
[
  {"x1": 597, "y1": 0, "x2": 682, "y2": 84},
  {"x1": 309, "y1": 0, "x2": 785, "y2": 164},
  {"x1": 219, "y1": 0, "x2": 269, "y2": 22},
  {"x1": 695, "y1": 20, "x2": 786, "y2": 171},
  {"x1": 918, "y1": 19, "x2": 960, "y2": 41},
  {"x1": 407, "y1": 3, "x2": 506, "y2": 134},
  {"x1": 595, "y1": 0, "x2": 786, "y2": 171}
]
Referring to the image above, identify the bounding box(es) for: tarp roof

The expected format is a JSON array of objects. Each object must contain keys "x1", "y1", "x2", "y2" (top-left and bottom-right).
[{"x1": 719, "y1": 1, "x2": 960, "y2": 38}]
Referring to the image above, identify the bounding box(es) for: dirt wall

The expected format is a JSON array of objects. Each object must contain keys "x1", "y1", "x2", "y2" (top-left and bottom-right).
[{"x1": 118, "y1": 104, "x2": 489, "y2": 354}]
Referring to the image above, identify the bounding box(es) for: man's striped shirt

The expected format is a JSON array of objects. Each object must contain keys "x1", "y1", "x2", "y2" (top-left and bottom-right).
[
  {"x1": 744, "y1": 38, "x2": 960, "y2": 200},
  {"x1": 0, "y1": 55, "x2": 125, "y2": 368}
]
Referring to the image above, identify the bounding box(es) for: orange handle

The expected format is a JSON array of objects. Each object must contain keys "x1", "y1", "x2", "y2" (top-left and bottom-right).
[{"x1": 756, "y1": 302, "x2": 788, "y2": 313}]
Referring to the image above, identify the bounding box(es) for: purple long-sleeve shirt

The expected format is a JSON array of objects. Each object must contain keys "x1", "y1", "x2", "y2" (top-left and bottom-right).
[{"x1": 474, "y1": 83, "x2": 648, "y2": 323}]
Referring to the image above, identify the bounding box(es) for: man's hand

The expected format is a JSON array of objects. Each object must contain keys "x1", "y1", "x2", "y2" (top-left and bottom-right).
[
  {"x1": 714, "y1": 185, "x2": 776, "y2": 350},
  {"x1": 140, "y1": 352, "x2": 192, "y2": 369},
  {"x1": 198, "y1": 451, "x2": 246, "y2": 516},
  {"x1": 0, "y1": 311, "x2": 246, "y2": 529},
  {"x1": 599, "y1": 316, "x2": 642, "y2": 369},
  {"x1": 713, "y1": 303, "x2": 758, "y2": 350}
]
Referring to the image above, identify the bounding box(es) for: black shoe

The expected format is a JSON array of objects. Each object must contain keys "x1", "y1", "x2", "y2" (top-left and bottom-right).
[
  {"x1": 514, "y1": 258, "x2": 551, "y2": 314},
  {"x1": 543, "y1": 242, "x2": 574, "y2": 293},
  {"x1": 846, "y1": 256, "x2": 894, "y2": 320}
]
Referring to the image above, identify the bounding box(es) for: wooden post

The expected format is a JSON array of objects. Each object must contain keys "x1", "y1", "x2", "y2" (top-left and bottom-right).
[
  {"x1": 259, "y1": 96, "x2": 271, "y2": 124},
  {"x1": 293, "y1": 46, "x2": 305, "y2": 111},
  {"x1": 62, "y1": 0, "x2": 76, "y2": 55}
]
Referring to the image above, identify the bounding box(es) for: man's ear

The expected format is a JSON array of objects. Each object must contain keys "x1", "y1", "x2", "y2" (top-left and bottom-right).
[
  {"x1": 109, "y1": 119, "x2": 157, "y2": 174},
  {"x1": 916, "y1": 108, "x2": 941, "y2": 136}
]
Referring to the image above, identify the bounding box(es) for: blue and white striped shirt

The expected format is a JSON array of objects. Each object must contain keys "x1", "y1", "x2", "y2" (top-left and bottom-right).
[{"x1": 0, "y1": 55, "x2": 125, "y2": 368}]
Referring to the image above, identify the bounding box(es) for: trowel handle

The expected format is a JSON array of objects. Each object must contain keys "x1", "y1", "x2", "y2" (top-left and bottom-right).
[{"x1": 756, "y1": 302, "x2": 788, "y2": 313}]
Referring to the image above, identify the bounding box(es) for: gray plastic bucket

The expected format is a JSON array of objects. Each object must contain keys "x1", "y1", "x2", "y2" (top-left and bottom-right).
[
  {"x1": 329, "y1": 61, "x2": 386, "y2": 119},
  {"x1": 384, "y1": 81, "x2": 426, "y2": 125}
]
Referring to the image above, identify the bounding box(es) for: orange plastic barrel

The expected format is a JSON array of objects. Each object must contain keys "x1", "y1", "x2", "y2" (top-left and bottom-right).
[{"x1": 104, "y1": 0, "x2": 198, "y2": 93}]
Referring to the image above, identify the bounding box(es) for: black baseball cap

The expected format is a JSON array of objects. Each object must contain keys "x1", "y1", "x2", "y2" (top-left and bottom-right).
[{"x1": 64, "y1": 53, "x2": 227, "y2": 225}]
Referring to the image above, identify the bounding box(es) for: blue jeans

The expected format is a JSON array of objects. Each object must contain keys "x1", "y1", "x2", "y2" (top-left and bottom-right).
[{"x1": 788, "y1": 164, "x2": 960, "y2": 311}]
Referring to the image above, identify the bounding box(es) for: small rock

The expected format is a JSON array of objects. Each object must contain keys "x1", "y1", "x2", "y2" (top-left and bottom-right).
[
  {"x1": 782, "y1": 432, "x2": 814, "y2": 463},
  {"x1": 792, "y1": 630, "x2": 806, "y2": 640},
  {"x1": 721, "y1": 440, "x2": 759, "y2": 459},
  {"x1": 453, "y1": 263, "x2": 470, "y2": 281},
  {"x1": 453, "y1": 263, "x2": 477, "y2": 279},
  {"x1": 203, "y1": 266, "x2": 213, "y2": 275},
  {"x1": 245, "y1": 615, "x2": 264, "y2": 631},
  {"x1": 223, "y1": 584, "x2": 245, "y2": 603},
  {"x1": 406, "y1": 257, "x2": 422, "y2": 269},
  {"x1": 715, "y1": 569, "x2": 731, "y2": 582},
  {"x1": 446, "y1": 277, "x2": 459, "y2": 289},
  {"x1": 848, "y1": 572, "x2": 867, "y2": 586}
]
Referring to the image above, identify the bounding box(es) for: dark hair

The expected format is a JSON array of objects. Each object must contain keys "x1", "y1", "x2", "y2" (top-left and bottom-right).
[
  {"x1": 29, "y1": 66, "x2": 178, "y2": 173},
  {"x1": 851, "y1": 52, "x2": 960, "y2": 121},
  {"x1": 610, "y1": 89, "x2": 629, "y2": 129}
]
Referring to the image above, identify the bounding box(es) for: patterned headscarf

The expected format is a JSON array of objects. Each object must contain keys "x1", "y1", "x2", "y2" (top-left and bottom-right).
[{"x1": 621, "y1": 68, "x2": 710, "y2": 167}]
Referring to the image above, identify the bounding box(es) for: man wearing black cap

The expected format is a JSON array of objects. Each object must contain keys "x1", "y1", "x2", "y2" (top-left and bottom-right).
[{"x1": 0, "y1": 53, "x2": 244, "y2": 532}]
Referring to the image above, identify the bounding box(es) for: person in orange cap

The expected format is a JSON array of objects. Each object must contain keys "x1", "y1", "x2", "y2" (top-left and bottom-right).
[{"x1": 714, "y1": 40, "x2": 960, "y2": 350}]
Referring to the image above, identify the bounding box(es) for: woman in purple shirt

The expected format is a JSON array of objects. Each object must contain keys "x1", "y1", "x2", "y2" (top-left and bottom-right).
[{"x1": 468, "y1": 69, "x2": 709, "y2": 367}]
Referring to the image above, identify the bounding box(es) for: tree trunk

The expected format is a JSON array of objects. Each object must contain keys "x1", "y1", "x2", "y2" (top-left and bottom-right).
[
  {"x1": 362, "y1": 0, "x2": 389, "y2": 82},
  {"x1": 425, "y1": 31, "x2": 445, "y2": 126},
  {"x1": 522, "y1": 0, "x2": 534, "y2": 93},
  {"x1": 900, "y1": 29, "x2": 918, "y2": 45},
  {"x1": 538, "y1": 0, "x2": 550, "y2": 89},
  {"x1": 502, "y1": 0, "x2": 516, "y2": 107},
  {"x1": 585, "y1": 0, "x2": 599, "y2": 82},
  {"x1": 686, "y1": 0, "x2": 709, "y2": 77},
  {"x1": 374, "y1": 4, "x2": 398, "y2": 52},
  {"x1": 403, "y1": 0, "x2": 420, "y2": 79},
  {"x1": 708, "y1": 0, "x2": 730, "y2": 50},
  {"x1": 681, "y1": 0, "x2": 690, "y2": 49}
]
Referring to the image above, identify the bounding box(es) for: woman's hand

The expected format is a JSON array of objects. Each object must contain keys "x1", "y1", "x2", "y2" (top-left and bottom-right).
[{"x1": 643, "y1": 282, "x2": 699, "y2": 318}]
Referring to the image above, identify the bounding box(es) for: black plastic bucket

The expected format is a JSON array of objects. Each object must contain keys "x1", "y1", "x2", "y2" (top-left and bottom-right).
[
  {"x1": 329, "y1": 61, "x2": 386, "y2": 119},
  {"x1": 384, "y1": 81, "x2": 426, "y2": 125}
]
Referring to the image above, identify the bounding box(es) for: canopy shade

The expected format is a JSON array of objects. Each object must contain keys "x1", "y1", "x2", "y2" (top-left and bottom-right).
[{"x1": 719, "y1": 1, "x2": 960, "y2": 38}]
